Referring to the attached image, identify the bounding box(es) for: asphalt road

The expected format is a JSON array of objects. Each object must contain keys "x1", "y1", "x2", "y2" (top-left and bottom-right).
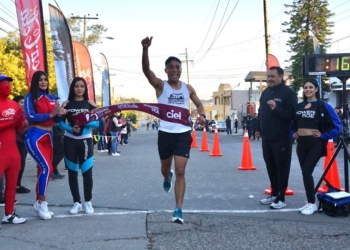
[{"x1": 1, "y1": 128, "x2": 349, "y2": 250}]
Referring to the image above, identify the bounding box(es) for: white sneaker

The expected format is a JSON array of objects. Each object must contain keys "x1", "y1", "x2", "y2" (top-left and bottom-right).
[
  {"x1": 70, "y1": 202, "x2": 82, "y2": 214},
  {"x1": 33, "y1": 201, "x2": 52, "y2": 220},
  {"x1": 103, "y1": 149, "x2": 109, "y2": 152},
  {"x1": 270, "y1": 200, "x2": 286, "y2": 209},
  {"x1": 260, "y1": 196, "x2": 276, "y2": 205},
  {"x1": 2, "y1": 211, "x2": 26, "y2": 224},
  {"x1": 301, "y1": 203, "x2": 317, "y2": 215},
  {"x1": 98, "y1": 150, "x2": 103, "y2": 153},
  {"x1": 112, "y1": 153, "x2": 120, "y2": 156},
  {"x1": 84, "y1": 201, "x2": 94, "y2": 214},
  {"x1": 298, "y1": 202, "x2": 308, "y2": 212}
]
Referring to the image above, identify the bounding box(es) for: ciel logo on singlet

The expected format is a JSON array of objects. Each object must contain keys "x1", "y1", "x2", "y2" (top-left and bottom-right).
[
  {"x1": 166, "y1": 110, "x2": 181, "y2": 120},
  {"x1": 168, "y1": 93, "x2": 185, "y2": 105}
]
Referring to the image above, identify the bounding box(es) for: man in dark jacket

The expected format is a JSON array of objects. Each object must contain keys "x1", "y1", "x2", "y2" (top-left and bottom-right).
[
  {"x1": 255, "y1": 66, "x2": 297, "y2": 209},
  {"x1": 225, "y1": 116, "x2": 232, "y2": 135},
  {"x1": 251, "y1": 113, "x2": 258, "y2": 140}
]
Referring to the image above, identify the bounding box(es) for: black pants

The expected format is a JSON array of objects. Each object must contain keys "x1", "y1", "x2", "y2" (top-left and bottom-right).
[
  {"x1": 262, "y1": 139, "x2": 292, "y2": 201},
  {"x1": 296, "y1": 136, "x2": 324, "y2": 204},
  {"x1": 247, "y1": 126, "x2": 253, "y2": 139},
  {"x1": 63, "y1": 137, "x2": 94, "y2": 203},
  {"x1": 106, "y1": 132, "x2": 112, "y2": 153},
  {"x1": 251, "y1": 127, "x2": 256, "y2": 139},
  {"x1": 16, "y1": 140, "x2": 28, "y2": 187},
  {"x1": 68, "y1": 168, "x2": 93, "y2": 203},
  {"x1": 52, "y1": 136, "x2": 64, "y2": 174}
]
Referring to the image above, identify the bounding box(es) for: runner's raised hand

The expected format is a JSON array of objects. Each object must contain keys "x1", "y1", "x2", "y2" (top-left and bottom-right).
[{"x1": 141, "y1": 36, "x2": 153, "y2": 49}]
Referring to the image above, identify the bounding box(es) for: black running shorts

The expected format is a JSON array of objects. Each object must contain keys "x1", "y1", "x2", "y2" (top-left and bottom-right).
[{"x1": 157, "y1": 130, "x2": 192, "y2": 160}]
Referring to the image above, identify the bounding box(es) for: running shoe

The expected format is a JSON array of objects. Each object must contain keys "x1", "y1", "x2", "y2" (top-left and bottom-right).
[
  {"x1": 163, "y1": 169, "x2": 174, "y2": 192},
  {"x1": 172, "y1": 207, "x2": 184, "y2": 224},
  {"x1": 84, "y1": 201, "x2": 94, "y2": 214},
  {"x1": 33, "y1": 201, "x2": 52, "y2": 220},
  {"x1": 70, "y1": 202, "x2": 82, "y2": 214},
  {"x1": 2, "y1": 210, "x2": 26, "y2": 224},
  {"x1": 260, "y1": 196, "x2": 276, "y2": 205},
  {"x1": 301, "y1": 203, "x2": 317, "y2": 215},
  {"x1": 270, "y1": 200, "x2": 286, "y2": 209}
]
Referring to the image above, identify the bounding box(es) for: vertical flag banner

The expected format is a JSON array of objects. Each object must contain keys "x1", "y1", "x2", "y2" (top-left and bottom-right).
[
  {"x1": 73, "y1": 42, "x2": 95, "y2": 102},
  {"x1": 15, "y1": 0, "x2": 47, "y2": 89},
  {"x1": 100, "y1": 53, "x2": 111, "y2": 106},
  {"x1": 267, "y1": 54, "x2": 280, "y2": 69},
  {"x1": 48, "y1": 4, "x2": 75, "y2": 102}
]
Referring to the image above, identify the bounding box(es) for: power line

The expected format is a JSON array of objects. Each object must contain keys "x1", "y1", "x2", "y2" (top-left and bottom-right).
[
  {"x1": 0, "y1": 3, "x2": 17, "y2": 22},
  {"x1": 331, "y1": 0, "x2": 350, "y2": 11},
  {"x1": 0, "y1": 26, "x2": 9, "y2": 34},
  {"x1": 196, "y1": 0, "x2": 240, "y2": 63},
  {"x1": 193, "y1": 0, "x2": 221, "y2": 58},
  {"x1": 0, "y1": 17, "x2": 17, "y2": 29}
]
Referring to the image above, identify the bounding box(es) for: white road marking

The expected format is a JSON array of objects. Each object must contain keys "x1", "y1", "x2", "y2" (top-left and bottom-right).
[{"x1": 26, "y1": 208, "x2": 300, "y2": 220}]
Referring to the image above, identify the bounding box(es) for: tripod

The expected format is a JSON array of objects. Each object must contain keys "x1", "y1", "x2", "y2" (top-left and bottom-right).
[{"x1": 314, "y1": 76, "x2": 350, "y2": 194}]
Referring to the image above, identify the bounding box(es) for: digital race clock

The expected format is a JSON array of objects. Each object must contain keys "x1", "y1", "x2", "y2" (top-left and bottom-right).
[{"x1": 303, "y1": 53, "x2": 350, "y2": 77}]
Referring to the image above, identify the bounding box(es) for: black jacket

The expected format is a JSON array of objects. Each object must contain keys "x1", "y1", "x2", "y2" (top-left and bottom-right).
[{"x1": 257, "y1": 81, "x2": 297, "y2": 140}]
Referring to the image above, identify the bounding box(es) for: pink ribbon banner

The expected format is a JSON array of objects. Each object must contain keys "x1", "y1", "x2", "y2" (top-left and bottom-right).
[{"x1": 72, "y1": 103, "x2": 191, "y2": 127}]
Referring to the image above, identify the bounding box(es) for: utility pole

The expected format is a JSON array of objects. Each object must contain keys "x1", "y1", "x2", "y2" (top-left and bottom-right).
[
  {"x1": 181, "y1": 48, "x2": 194, "y2": 115},
  {"x1": 71, "y1": 14, "x2": 98, "y2": 45},
  {"x1": 263, "y1": 0, "x2": 270, "y2": 96}
]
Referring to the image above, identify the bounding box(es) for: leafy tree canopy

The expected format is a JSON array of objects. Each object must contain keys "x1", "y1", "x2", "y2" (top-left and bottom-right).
[{"x1": 283, "y1": 0, "x2": 334, "y2": 92}]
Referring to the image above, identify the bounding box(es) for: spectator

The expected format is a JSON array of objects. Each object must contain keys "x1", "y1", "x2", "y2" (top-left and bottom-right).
[
  {"x1": 13, "y1": 95, "x2": 30, "y2": 193},
  {"x1": 246, "y1": 114, "x2": 253, "y2": 139},
  {"x1": 97, "y1": 117, "x2": 107, "y2": 152},
  {"x1": 51, "y1": 124, "x2": 65, "y2": 179},
  {"x1": 234, "y1": 119, "x2": 238, "y2": 133},
  {"x1": 225, "y1": 116, "x2": 232, "y2": 135},
  {"x1": 251, "y1": 113, "x2": 259, "y2": 140},
  {"x1": 256, "y1": 66, "x2": 297, "y2": 209}
]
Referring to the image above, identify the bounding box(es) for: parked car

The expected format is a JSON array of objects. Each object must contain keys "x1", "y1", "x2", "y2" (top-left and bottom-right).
[
  {"x1": 194, "y1": 123, "x2": 204, "y2": 131},
  {"x1": 209, "y1": 120, "x2": 227, "y2": 133}
]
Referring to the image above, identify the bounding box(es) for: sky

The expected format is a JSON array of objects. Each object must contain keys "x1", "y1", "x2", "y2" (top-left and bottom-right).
[{"x1": 1, "y1": 0, "x2": 350, "y2": 102}]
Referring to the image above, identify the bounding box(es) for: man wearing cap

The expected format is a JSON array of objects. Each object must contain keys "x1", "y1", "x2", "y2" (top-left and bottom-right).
[{"x1": 0, "y1": 74, "x2": 27, "y2": 226}]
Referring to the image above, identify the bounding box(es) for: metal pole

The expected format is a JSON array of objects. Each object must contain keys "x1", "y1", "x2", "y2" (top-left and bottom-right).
[
  {"x1": 83, "y1": 15, "x2": 86, "y2": 45},
  {"x1": 263, "y1": 0, "x2": 270, "y2": 72},
  {"x1": 185, "y1": 48, "x2": 191, "y2": 114}
]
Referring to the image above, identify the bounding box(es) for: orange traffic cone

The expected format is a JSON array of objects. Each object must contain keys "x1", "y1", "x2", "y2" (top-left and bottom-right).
[
  {"x1": 200, "y1": 128, "x2": 210, "y2": 152},
  {"x1": 210, "y1": 129, "x2": 222, "y2": 156},
  {"x1": 318, "y1": 139, "x2": 342, "y2": 193},
  {"x1": 238, "y1": 130, "x2": 256, "y2": 170},
  {"x1": 264, "y1": 185, "x2": 294, "y2": 195},
  {"x1": 190, "y1": 129, "x2": 198, "y2": 148}
]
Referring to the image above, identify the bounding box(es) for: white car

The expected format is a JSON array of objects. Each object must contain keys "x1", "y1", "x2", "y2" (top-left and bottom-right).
[{"x1": 209, "y1": 120, "x2": 227, "y2": 133}]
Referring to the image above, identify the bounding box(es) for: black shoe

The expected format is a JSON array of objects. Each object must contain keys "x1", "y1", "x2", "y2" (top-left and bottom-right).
[
  {"x1": 16, "y1": 186, "x2": 30, "y2": 194},
  {"x1": 52, "y1": 173, "x2": 65, "y2": 180},
  {"x1": 0, "y1": 198, "x2": 18, "y2": 206}
]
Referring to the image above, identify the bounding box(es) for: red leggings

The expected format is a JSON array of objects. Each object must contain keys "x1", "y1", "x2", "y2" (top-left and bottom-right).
[{"x1": 0, "y1": 156, "x2": 20, "y2": 215}]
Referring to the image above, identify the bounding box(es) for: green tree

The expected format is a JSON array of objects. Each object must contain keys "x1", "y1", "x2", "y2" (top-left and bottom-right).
[
  {"x1": 283, "y1": 0, "x2": 333, "y2": 92},
  {"x1": 67, "y1": 17, "x2": 108, "y2": 47}
]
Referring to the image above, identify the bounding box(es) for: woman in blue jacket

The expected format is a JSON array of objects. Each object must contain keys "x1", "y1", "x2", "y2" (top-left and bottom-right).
[{"x1": 292, "y1": 79, "x2": 341, "y2": 215}]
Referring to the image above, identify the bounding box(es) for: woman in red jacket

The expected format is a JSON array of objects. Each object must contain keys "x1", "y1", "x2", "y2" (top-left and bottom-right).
[{"x1": 0, "y1": 74, "x2": 26, "y2": 225}]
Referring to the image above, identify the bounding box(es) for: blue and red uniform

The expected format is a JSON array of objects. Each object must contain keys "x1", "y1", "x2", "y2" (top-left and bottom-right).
[{"x1": 24, "y1": 91, "x2": 60, "y2": 199}]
